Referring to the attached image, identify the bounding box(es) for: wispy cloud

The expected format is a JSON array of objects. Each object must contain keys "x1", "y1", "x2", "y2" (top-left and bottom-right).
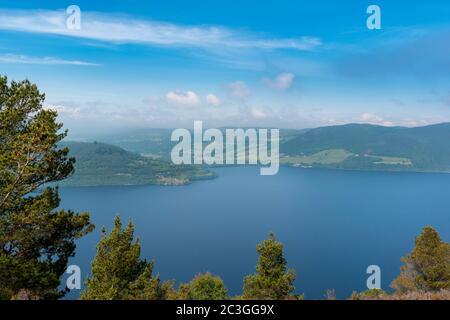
[
  {"x1": 263, "y1": 72, "x2": 295, "y2": 90},
  {"x1": 0, "y1": 9, "x2": 321, "y2": 51},
  {"x1": 0, "y1": 54, "x2": 99, "y2": 66},
  {"x1": 44, "y1": 104, "x2": 82, "y2": 118},
  {"x1": 227, "y1": 81, "x2": 251, "y2": 98}
]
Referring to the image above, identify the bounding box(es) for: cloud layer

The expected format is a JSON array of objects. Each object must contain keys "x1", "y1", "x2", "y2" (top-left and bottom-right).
[
  {"x1": 0, "y1": 9, "x2": 321, "y2": 51},
  {"x1": 0, "y1": 54, "x2": 98, "y2": 66}
]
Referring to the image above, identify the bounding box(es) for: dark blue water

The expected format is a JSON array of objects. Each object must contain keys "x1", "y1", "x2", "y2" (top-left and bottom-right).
[{"x1": 60, "y1": 167, "x2": 450, "y2": 299}]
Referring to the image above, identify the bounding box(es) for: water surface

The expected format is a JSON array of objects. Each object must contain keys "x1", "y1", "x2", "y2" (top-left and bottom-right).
[{"x1": 60, "y1": 167, "x2": 450, "y2": 299}]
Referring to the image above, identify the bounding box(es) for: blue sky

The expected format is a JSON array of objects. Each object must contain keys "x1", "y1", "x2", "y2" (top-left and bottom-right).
[{"x1": 1, "y1": 0, "x2": 450, "y2": 135}]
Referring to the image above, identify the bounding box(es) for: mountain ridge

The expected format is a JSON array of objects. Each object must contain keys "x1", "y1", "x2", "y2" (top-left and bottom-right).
[{"x1": 280, "y1": 122, "x2": 450, "y2": 172}]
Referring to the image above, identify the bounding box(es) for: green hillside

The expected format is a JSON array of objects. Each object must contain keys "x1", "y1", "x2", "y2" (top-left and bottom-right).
[
  {"x1": 67, "y1": 123, "x2": 450, "y2": 177},
  {"x1": 59, "y1": 141, "x2": 215, "y2": 187},
  {"x1": 94, "y1": 128, "x2": 174, "y2": 159},
  {"x1": 97, "y1": 128, "x2": 307, "y2": 159},
  {"x1": 280, "y1": 123, "x2": 450, "y2": 172}
]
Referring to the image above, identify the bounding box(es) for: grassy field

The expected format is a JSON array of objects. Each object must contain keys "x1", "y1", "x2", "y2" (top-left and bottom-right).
[
  {"x1": 281, "y1": 149, "x2": 413, "y2": 168},
  {"x1": 373, "y1": 155, "x2": 412, "y2": 166},
  {"x1": 281, "y1": 149, "x2": 353, "y2": 165}
]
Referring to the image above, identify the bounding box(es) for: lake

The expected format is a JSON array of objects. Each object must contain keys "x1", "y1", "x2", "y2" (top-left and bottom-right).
[{"x1": 60, "y1": 166, "x2": 450, "y2": 299}]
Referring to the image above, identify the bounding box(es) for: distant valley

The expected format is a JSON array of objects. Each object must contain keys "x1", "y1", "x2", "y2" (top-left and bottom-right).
[
  {"x1": 62, "y1": 123, "x2": 450, "y2": 187},
  {"x1": 94, "y1": 122, "x2": 450, "y2": 173}
]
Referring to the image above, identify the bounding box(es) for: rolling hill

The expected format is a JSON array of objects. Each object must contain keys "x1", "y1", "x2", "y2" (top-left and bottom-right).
[
  {"x1": 58, "y1": 141, "x2": 215, "y2": 187},
  {"x1": 92, "y1": 128, "x2": 174, "y2": 159},
  {"x1": 280, "y1": 123, "x2": 450, "y2": 172},
  {"x1": 93, "y1": 128, "x2": 307, "y2": 159},
  {"x1": 62, "y1": 123, "x2": 450, "y2": 184}
]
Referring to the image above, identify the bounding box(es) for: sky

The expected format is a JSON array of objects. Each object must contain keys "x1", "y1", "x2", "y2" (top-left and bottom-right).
[{"x1": 1, "y1": 0, "x2": 450, "y2": 136}]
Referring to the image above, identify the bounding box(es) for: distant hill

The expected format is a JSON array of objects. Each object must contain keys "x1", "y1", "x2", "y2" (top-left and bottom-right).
[
  {"x1": 280, "y1": 123, "x2": 450, "y2": 172},
  {"x1": 96, "y1": 128, "x2": 307, "y2": 159},
  {"x1": 92, "y1": 128, "x2": 174, "y2": 159},
  {"x1": 59, "y1": 141, "x2": 215, "y2": 187},
  {"x1": 68, "y1": 123, "x2": 450, "y2": 178}
]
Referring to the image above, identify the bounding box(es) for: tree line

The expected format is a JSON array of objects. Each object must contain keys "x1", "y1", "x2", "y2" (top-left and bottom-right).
[
  {"x1": 80, "y1": 217, "x2": 450, "y2": 300},
  {"x1": 1, "y1": 76, "x2": 449, "y2": 300}
]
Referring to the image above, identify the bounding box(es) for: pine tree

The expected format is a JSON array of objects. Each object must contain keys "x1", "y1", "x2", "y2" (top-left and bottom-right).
[
  {"x1": 243, "y1": 232, "x2": 296, "y2": 299},
  {"x1": 178, "y1": 272, "x2": 228, "y2": 300},
  {"x1": 391, "y1": 226, "x2": 450, "y2": 293},
  {"x1": 81, "y1": 216, "x2": 169, "y2": 300},
  {"x1": 172, "y1": 282, "x2": 191, "y2": 300},
  {"x1": 0, "y1": 76, "x2": 93, "y2": 299}
]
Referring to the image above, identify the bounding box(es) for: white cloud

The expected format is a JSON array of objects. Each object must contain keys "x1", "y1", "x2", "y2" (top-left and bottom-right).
[
  {"x1": 264, "y1": 72, "x2": 295, "y2": 90},
  {"x1": 166, "y1": 90, "x2": 200, "y2": 106},
  {"x1": 227, "y1": 81, "x2": 251, "y2": 98},
  {"x1": 0, "y1": 9, "x2": 321, "y2": 52},
  {"x1": 403, "y1": 119, "x2": 430, "y2": 127},
  {"x1": 359, "y1": 113, "x2": 394, "y2": 126},
  {"x1": 250, "y1": 108, "x2": 267, "y2": 120},
  {"x1": 0, "y1": 54, "x2": 98, "y2": 66},
  {"x1": 255, "y1": 37, "x2": 322, "y2": 51},
  {"x1": 44, "y1": 104, "x2": 82, "y2": 119},
  {"x1": 44, "y1": 98, "x2": 447, "y2": 132},
  {"x1": 360, "y1": 113, "x2": 383, "y2": 122},
  {"x1": 357, "y1": 113, "x2": 445, "y2": 128},
  {"x1": 206, "y1": 94, "x2": 220, "y2": 106}
]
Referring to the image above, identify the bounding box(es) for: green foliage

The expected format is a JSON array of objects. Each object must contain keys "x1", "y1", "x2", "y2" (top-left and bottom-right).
[
  {"x1": 59, "y1": 141, "x2": 215, "y2": 187},
  {"x1": 281, "y1": 149, "x2": 353, "y2": 166},
  {"x1": 243, "y1": 232, "x2": 296, "y2": 300},
  {"x1": 391, "y1": 226, "x2": 450, "y2": 293},
  {"x1": 0, "y1": 76, "x2": 93, "y2": 299},
  {"x1": 177, "y1": 272, "x2": 228, "y2": 300},
  {"x1": 81, "y1": 216, "x2": 170, "y2": 300},
  {"x1": 281, "y1": 123, "x2": 450, "y2": 172},
  {"x1": 98, "y1": 128, "x2": 306, "y2": 159},
  {"x1": 94, "y1": 128, "x2": 175, "y2": 159},
  {"x1": 173, "y1": 282, "x2": 191, "y2": 300},
  {"x1": 349, "y1": 289, "x2": 386, "y2": 300}
]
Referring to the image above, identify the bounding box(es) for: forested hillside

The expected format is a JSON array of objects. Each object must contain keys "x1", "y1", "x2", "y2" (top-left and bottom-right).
[
  {"x1": 60, "y1": 141, "x2": 215, "y2": 186},
  {"x1": 280, "y1": 123, "x2": 450, "y2": 172}
]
